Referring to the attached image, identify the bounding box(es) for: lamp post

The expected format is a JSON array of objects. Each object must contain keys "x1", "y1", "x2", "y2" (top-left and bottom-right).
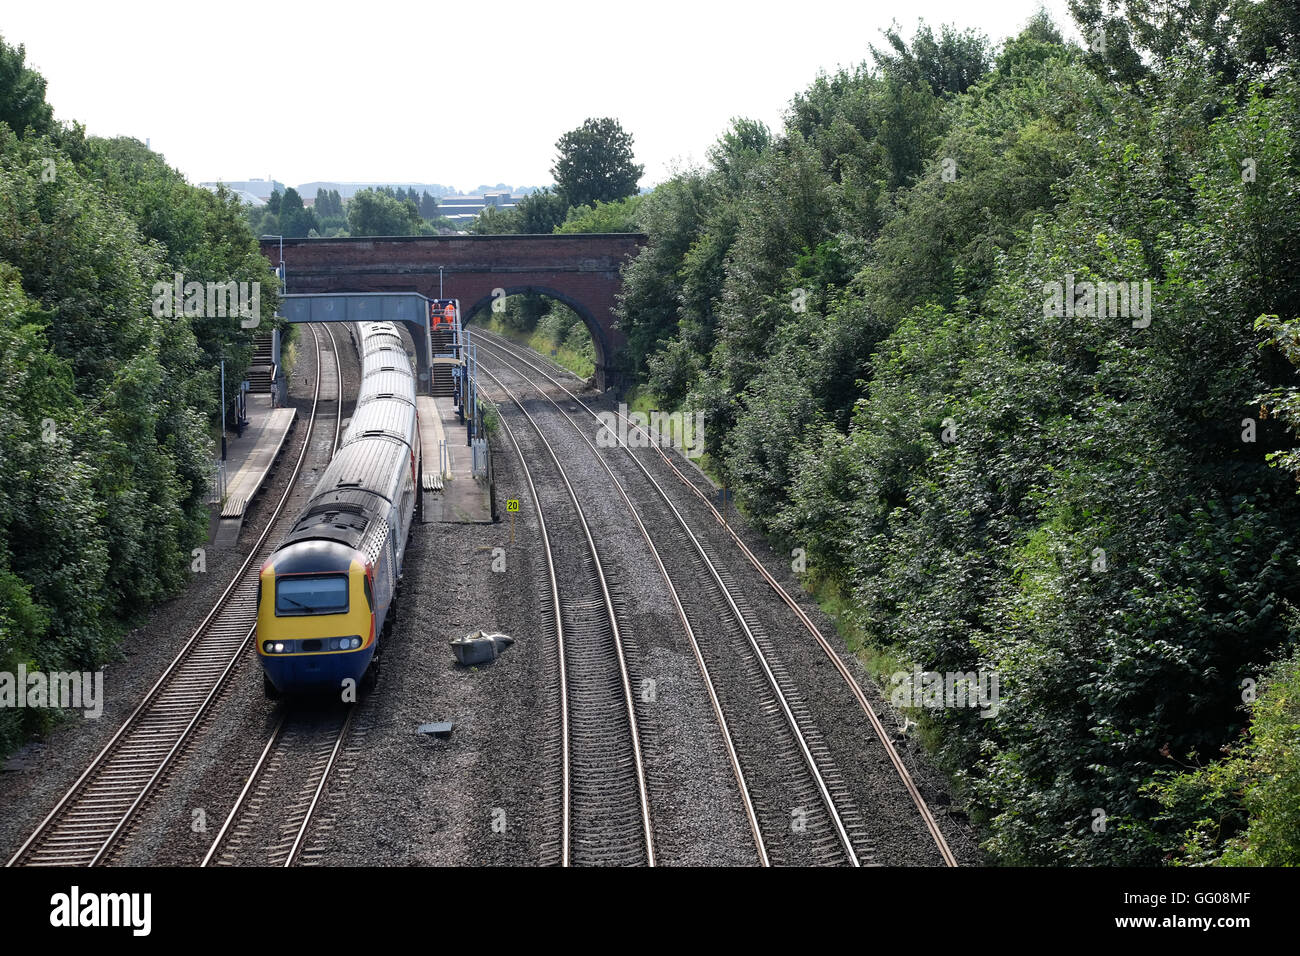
[
  {"x1": 220, "y1": 359, "x2": 227, "y2": 461},
  {"x1": 260, "y1": 234, "x2": 287, "y2": 408}
]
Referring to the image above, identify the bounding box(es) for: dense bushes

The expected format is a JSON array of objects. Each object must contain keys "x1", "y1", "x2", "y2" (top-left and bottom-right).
[
  {"x1": 614, "y1": 5, "x2": 1300, "y2": 864},
  {"x1": 0, "y1": 36, "x2": 278, "y2": 754},
  {"x1": 1145, "y1": 648, "x2": 1300, "y2": 866},
  {"x1": 482, "y1": 297, "x2": 596, "y2": 380}
]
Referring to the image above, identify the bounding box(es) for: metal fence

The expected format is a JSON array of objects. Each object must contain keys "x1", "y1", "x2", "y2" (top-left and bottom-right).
[{"x1": 471, "y1": 437, "x2": 489, "y2": 478}]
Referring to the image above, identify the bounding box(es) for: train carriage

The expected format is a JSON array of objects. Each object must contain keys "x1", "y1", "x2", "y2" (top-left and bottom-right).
[{"x1": 257, "y1": 322, "x2": 421, "y2": 696}]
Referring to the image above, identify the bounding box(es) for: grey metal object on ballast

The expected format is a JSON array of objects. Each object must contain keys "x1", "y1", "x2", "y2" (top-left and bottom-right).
[
  {"x1": 450, "y1": 630, "x2": 515, "y2": 666},
  {"x1": 416, "y1": 722, "x2": 454, "y2": 739}
]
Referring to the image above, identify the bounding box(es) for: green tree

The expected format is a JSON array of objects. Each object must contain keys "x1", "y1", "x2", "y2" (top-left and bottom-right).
[
  {"x1": 0, "y1": 35, "x2": 54, "y2": 137},
  {"x1": 467, "y1": 189, "x2": 569, "y2": 235},
  {"x1": 278, "y1": 187, "x2": 319, "y2": 237},
  {"x1": 617, "y1": 173, "x2": 709, "y2": 382},
  {"x1": 347, "y1": 188, "x2": 422, "y2": 236},
  {"x1": 314, "y1": 188, "x2": 341, "y2": 217},
  {"x1": 869, "y1": 20, "x2": 991, "y2": 96},
  {"x1": 0, "y1": 54, "x2": 284, "y2": 755},
  {"x1": 419, "y1": 190, "x2": 439, "y2": 219},
  {"x1": 515, "y1": 188, "x2": 570, "y2": 233},
  {"x1": 465, "y1": 204, "x2": 520, "y2": 234},
  {"x1": 613, "y1": 10, "x2": 1300, "y2": 868},
  {"x1": 82, "y1": 136, "x2": 278, "y2": 390},
  {"x1": 0, "y1": 128, "x2": 214, "y2": 663},
  {"x1": 555, "y1": 194, "x2": 644, "y2": 233},
  {"x1": 1069, "y1": 0, "x2": 1300, "y2": 88},
  {"x1": 551, "y1": 117, "x2": 644, "y2": 208}
]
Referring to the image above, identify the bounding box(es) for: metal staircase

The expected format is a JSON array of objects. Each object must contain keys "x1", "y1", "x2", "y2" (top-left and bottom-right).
[{"x1": 248, "y1": 332, "x2": 275, "y2": 394}]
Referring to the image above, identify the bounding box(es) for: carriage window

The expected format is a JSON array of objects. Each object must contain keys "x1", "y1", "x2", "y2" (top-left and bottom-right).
[{"x1": 276, "y1": 575, "x2": 349, "y2": 615}]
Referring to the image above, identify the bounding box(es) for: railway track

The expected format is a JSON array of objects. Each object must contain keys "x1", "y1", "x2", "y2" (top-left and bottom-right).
[
  {"x1": 483, "y1": 366, "x2": 654, "y2": 866},
  {"x1": 200, "y1": 706, "x2": 355, "y2": 867},
  {"x1": 473, "y1": 328, "x2": 959, "y2": 866},
  {"x1": 469, "y1": 370, "x2": 771, "y2": 865},
  {"x1": 6, "y1": 324, "x2": 344, "y2": 867},
  {"x1": 479, "y1": 354, "x2": 865, "y2": 866}
]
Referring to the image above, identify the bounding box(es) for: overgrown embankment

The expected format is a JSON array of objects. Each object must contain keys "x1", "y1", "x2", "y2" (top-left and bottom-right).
[
  {"x1": 609, "y1": 7, "x2": 1300, "y2": 865},
  {"x1": 0, "y1": 35, "x2": 280, "y2": 756}
]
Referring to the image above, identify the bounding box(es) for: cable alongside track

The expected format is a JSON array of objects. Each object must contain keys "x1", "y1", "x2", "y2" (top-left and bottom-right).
[
  {"x1": 484, "y1": 366, "x2": 655, "y2": 866},
  {"x1": 473, "y1": 328, "x2": 958, "y2": 867},
  {"x1": 6, "y1": 324, "x2": 344, "y2": 868}
]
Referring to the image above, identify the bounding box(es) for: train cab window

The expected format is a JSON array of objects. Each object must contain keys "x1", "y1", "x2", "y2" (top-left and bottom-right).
[
  {"x1": 276, "y1": 575, "x2": 349, "y2": 615},
  {"x1": 363, "y1": 574, "x2": 374, "y2": 612}
]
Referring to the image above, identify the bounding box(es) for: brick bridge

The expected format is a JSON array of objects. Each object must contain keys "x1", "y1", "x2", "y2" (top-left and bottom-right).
[{"x1": 259, "y1": 234, "x2": 646, "y2": 389}]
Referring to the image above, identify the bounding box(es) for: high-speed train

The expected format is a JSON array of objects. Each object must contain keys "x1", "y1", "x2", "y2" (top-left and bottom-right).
[{"x1": 257, "y1": 321, "x2": 421, "y2": 696}]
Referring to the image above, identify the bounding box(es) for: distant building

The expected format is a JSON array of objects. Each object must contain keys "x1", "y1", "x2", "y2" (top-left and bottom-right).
[
  {"x1": 437, "y1": 193, "x2": 525, "y2": 221},
  {"x1": 200, "y1": 184, "x2": 268, "y2": 207},
  {"x1": 198, "y1": 178, "x2": 285, "y2": 201}
]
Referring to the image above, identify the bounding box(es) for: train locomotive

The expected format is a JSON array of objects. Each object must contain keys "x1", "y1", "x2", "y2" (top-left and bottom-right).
[{"x1": 257, "y1": 321, "x2": 421, "y2": 697}]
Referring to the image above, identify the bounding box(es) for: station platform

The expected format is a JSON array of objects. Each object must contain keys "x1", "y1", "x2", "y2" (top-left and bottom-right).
[
  {"x1": 213, "y1": 393, "x2": 297, "y2": 546},
  {"x1": 418, "y1": 396, "x2": 492, "y2": 524}
]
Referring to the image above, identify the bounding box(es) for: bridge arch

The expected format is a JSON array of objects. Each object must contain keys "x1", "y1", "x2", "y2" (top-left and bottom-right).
[{"x1": 462, "y1": 284, "x2": 610, "y2": 380}]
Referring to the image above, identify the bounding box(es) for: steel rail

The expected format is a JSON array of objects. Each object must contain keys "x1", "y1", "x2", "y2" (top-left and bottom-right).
[
  {"x1": 478, "y1": 365, "x2": 655, "y2": 866},
  {"x1": 480, "y1": 351, "x2": 860, "y2": 863},
  {"x1": 474, "y1": 329, "x2": 958, "y2": 866},
  {"x1": 479, "y1": 363, "x2": 767, "y2": 865},
  {"x1": 7, "y1": 323, "x2": 342, "y2": 867}
]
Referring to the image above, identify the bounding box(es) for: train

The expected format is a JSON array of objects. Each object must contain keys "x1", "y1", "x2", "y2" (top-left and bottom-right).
[{"x1": 257, "y1": 321, "x2": 421, "y2": 697}]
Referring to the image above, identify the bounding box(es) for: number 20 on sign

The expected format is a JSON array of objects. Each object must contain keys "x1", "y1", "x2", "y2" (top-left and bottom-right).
[{"x1": 506, "y1": 499, "x2": 519, "y2": 544}]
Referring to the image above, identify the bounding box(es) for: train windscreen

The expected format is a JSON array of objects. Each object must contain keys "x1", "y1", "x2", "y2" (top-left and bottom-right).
[{"x1": 275, "y1": 574, "x2": 349, "y2": 615}]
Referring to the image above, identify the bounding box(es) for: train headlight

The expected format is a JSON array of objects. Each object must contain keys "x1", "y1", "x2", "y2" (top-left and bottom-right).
[
  {"x1": 263, "y1": 641, "x2": 273, "y2": 653},
  {"x1": 273, "y1": 642, "x2": 286, "y2": 653}
]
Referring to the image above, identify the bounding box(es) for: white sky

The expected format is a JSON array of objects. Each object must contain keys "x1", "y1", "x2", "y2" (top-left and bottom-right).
[{"x1": 3, "y1": 0, "x2": 1078, "y2": 192}]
